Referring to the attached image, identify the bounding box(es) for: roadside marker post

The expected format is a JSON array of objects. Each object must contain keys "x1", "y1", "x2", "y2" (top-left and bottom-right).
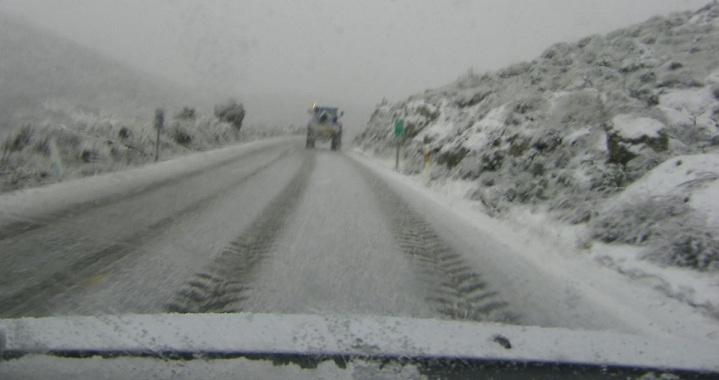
[
  {"x1": 394, "y1": 119, "x2": 406, "y2": 171},
  {"x1": 423, "y1": 139, "x2": 432, "y2": 185},
  {"x1": 49, "y1": 137, "x2": 64, "y2": 178},
  {"x1": 154, "y1": 109, "x2": 164, "y2": 162}
]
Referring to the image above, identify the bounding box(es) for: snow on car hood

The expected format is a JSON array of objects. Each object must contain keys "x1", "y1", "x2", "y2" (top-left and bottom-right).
[{"x1": 1, "y1": 312, "x2": 717, "y2": 372}]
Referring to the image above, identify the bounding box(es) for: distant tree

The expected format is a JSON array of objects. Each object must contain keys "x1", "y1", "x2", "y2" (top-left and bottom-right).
[
  {"x1": 176, "y1": 106, "x2": 197, "y2": 121},
  {"x1": 214, "y1": 99, "x2": 246, "y2": 132}
]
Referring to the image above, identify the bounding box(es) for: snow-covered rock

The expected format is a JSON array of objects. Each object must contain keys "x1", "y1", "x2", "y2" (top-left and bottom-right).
[{"x1": 611, "y1": 115, "x2": 665, "y2": 140}]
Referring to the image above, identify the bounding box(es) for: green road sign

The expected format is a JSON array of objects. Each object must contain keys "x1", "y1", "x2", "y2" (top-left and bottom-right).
[{"x1": 394, "y1": 119, "x2": 406, "y2": 138}]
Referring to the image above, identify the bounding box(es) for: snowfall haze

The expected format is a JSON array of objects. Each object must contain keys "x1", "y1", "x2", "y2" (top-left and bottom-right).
[
  {"x1": 0, "y1": 0, "x2": 709, "y2": 134},
  {"x1": 2, "y1": 1, "x2": 719, "y2": 375}
]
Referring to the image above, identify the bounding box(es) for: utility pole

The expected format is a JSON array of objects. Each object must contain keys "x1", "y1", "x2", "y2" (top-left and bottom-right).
[{"x1": 154, "y1": 109, "x2": 164, "y2": 162}]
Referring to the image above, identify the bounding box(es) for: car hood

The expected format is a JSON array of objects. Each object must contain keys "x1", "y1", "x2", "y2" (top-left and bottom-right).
[{"x1": 1, "y1": 312, "x2": 717, "y2": 372}]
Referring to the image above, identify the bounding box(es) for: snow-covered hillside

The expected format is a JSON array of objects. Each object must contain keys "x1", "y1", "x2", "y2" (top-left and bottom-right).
[
  {"x1": 0, "y1": 13, "x2": 192, "y2": 133},
  {"x1": 355, "y1": 3, "x2": 719, "y2": 274}
]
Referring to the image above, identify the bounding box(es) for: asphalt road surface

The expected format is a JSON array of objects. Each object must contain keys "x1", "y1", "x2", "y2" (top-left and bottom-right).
[{"x1": 0, "y1": 138, "x2": 703, "y2": 337}]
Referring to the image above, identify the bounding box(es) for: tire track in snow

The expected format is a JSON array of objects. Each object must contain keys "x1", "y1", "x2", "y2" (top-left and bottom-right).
[
  {"x1": 0, "y1": 142, "x2": 286, "y2": 242},
  {"x1": 166, "y1": 152, "x2": 315, "y2": 313},
  {"x1": 0, "y1": 148, "x2": 294, "y2": 318},
  {"x1": 353, "y1": 160, "x2": 517, "y2": 323}
]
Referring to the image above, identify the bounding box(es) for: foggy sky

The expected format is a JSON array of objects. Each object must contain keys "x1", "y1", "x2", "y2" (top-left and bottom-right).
[{"x1": 0, "y1": 0, "x2": 709, "y2": 133}]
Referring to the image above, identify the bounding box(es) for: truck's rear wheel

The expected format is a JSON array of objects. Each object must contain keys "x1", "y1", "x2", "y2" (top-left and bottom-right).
[{"x1": 331, "y1": 134, "x2": 342, "y2": 151}]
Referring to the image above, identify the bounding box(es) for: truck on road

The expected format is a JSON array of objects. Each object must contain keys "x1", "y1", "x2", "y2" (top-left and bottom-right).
[{"x1": 306, "y1": 105, "x2": 343, "y2": 151}]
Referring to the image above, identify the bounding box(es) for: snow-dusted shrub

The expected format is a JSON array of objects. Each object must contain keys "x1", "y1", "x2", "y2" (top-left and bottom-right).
[
  {"x1": 175, "y1": 106, "x2": 197, "y2": 121},
  {"x1": 170, "y1": 125, "x2": 193, "y2": 147},
  {"x1": 80, "y1": 148, "x2": 100, "y2": 163},
  {"x1": 624, "y1": 151, "x2": 665, "y2": 182},
  {"x1": 53, "y1": 130, "x2": 82, "y2": 154},
  {"x1": 549, "y1": 91, "x2": 605, "y2": 127},
  {"x1": 591, "y1": 194, "x2": 719, "y2": 271},
  {"x1": 214, "y1": 99, "x2": 246, "y2": 132},
  {"x1": 647, "y1": 221, "x2": 719, "y2": 271},
  {"x1": 32, "y1": 135, "x2": 51, "y2": 157},
  {"x1": 456, "y1": 68, "x2": 483, "y2": 89},
  {"x1": 550, "y1": 191, "x2": 600, "y2": 224},
  {"x1": 498, "y1": 62, "x2": 531, "y2": 78},
  {"x1": 6, "y1": 125, "x2": 34, "y2": 153},
  {"x1": 436, "y1": 147, "x2": 469, "y2": 169},
  {"x1": 656, "y1": 70, "x2": 704, "y2": 88},
  {"x1": 590, "y1": 195, "x2": 690, "y2": 244}
]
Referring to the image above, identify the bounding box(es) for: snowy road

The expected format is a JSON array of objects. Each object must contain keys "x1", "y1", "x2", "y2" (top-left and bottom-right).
[{"x1": 0, "y1": 138, "x2": 716, "y2": 341}]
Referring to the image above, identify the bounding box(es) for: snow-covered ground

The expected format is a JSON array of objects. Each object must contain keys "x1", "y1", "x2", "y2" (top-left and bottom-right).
[{"x1": 351, "y1": 149, "x2": 719, "y2": 339}]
